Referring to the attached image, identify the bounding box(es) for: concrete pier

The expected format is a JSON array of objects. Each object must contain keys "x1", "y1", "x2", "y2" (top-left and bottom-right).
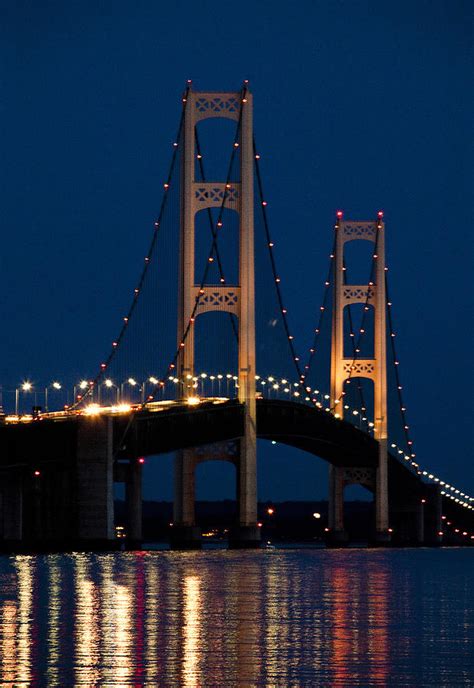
[{"x1": 75, "y1": 416, "x2": 115, "y2": 547}]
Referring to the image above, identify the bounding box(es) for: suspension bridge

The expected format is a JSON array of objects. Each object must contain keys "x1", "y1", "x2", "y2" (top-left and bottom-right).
[{"x1": 0, "y1": 83, "x2": 472, "y2": 551}]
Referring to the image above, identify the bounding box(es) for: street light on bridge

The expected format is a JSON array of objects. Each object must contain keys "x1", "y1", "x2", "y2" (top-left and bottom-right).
[
  {"x1": 15, "y1": 381, "x2": 33, "y2": 415},
  {"x1": 98, "y1": 378, "x2": 119, "y2": 405},
  {"x1": 73, "y1": 379, "x2": 92, "y2": 404},
  {"x1": 120, "y1": 377, "x2": 138, "y2": 402},
  {"x1": 145, "y1": 376, "x2": 160, "y2": 402},
  {"x1": 44, "y1": 381, "x2": 61, "y2": 411}
]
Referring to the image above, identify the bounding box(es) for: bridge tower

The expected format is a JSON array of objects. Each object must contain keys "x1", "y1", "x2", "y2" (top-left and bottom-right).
[
  {"x1": 329, "y1": 213, "x2": 390, "y2": 544},
  {"x1": 173, "y1": 87, "x2": 259, "y2": 548}
]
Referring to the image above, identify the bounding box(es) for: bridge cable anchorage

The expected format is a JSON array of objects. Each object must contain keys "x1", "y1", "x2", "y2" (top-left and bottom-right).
[
  {"x1": 68, "y1": 84, "x2": 191, "y2": 412},
  {"x1": 253, "y1": 137, "x2": 302, "y2": 380}
]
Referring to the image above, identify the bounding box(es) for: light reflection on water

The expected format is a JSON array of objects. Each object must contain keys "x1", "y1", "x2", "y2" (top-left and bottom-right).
[{"x1": 0, "y1": 549, "x2": 473, "y2": 686}]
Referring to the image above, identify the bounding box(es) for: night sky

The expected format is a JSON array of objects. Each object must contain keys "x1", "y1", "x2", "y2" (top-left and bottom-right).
[{"x1": 1, "y1": 1, "x2": 472, "y2": 501}]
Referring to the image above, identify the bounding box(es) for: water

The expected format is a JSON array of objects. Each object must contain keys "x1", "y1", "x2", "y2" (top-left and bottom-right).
[{"x1": 0, "y1": 548, "x2": 472, "y2": 687}]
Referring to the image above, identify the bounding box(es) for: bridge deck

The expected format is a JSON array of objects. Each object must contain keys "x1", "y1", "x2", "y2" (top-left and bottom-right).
[{"x1": 0, "y1": 398, "x2": 472, "y2": 536}]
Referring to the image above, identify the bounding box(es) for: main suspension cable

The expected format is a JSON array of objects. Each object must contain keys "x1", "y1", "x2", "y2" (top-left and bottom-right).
[
  {"x1": 253, "y1": 137, "x2": 303, "y2": 381},
  {"x1": 69, "y1": 89, "x2": 189, "y2": 411}
]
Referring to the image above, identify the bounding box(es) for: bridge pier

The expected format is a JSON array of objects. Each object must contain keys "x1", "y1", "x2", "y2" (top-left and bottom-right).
[
  {"x1": 171, "y1": 449, "x2": 201, "y2": 549},
  {"x1": 228, "y1": 427, "x2": 260, "y2": 549},
  {"x1": 417, "y1": 500, "x2": 425, "y2": 543},
  {"x1": 0, "y1": 417, "x2": 117, "y2": 552},
  {"x1": 423, "y1": 485, "x2": 443, "y2": 546},
  {"x1": 75, "y1": 416, "x2": 116, "y2": 550},
  {"x1": 374, "y1": 440, "x2": 391, "y2": 544},
  {"x1": 326, "y1": 465, "x2": 348, "y2": 545}
]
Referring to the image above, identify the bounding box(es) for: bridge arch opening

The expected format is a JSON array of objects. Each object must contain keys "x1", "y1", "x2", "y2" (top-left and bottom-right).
[
  {"x1": 256, "y1": 439, "x2": 332, "y2": 540},
  {"x1": 193, "y1": 311, "x2": 238, "y2": 390},
  {"x1": 114, "y1": 452, "x2": 175, "y2": 542},
  {"x1": 343, "y1": 483, "x2": 374, "y2": 540},
  {"x1": 194, "y1": 459, "x2": 238, "y2": 534},
  {"x1": 194, "y1": 206, "x2": 240, "y2": 285},
  {"x1": 194, "y1": 117, "x2": 241, "y2": 182},
  {"x1": 343, "y1": 238, "x2": 376, "y2": 285},
  {"x1": 343, "y1": 303, "x2": 375, "y2": 358},
  {"x1": 342, "y1": 375, "x2": 374, "y2": 428}
]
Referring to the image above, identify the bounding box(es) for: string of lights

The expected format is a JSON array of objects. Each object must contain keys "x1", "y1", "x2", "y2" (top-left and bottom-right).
[
  {"x1": 253, "y1": 138, "x2": 303, "y2": 380},
  {"x1": 440, "y1": 515, "x2": 474, "y2": 539},
  {"x1": 299, "y1": 238, "x2": 335, "y2": 387},
  {"x1": 382, "y1": 265, "x2": 474, "y2": 509},
  {"x1": 385, "y1": 271, "x2": 416, "y2": 459}
]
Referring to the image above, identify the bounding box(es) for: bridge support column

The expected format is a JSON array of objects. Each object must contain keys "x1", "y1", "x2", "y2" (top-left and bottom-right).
[
  {"x1": 374, "y1": 439, "x2": 390, "y2": 544},
  {"x1": 125, "y1": 459, "x2": 143, "y2": 549},
  {"x1": 175, "y1": 86, "x2": 259, "y2": 549},
  {"x1": 417, "y1": 499, "x2": 425, "y2": 544},
  {"x1": 171, "y1": 449, "x2": 201, "y2": 549},
  {"x1": 326, "y1": 465, "x2": 348, "y2": 546},
  {"x1": 75, "y1": 416, "x2": 116, "y2": 550},
  {"x1": 424, "y1": 486, "x2": 443, "y2": 546},
  {"x1": 0, "y1": 471, "x2": 23, "y2": 545},
  {"x1": 229, "y1": 435, "x2": 260, "y2": 548},
  {"x1": 229, "y1": 89, "x2": 259, "y2": 549}
]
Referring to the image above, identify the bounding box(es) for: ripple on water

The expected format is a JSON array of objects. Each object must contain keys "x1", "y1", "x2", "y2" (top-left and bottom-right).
[{"x1": 0, "y1": 548, "x2": 473, "y2": 686}]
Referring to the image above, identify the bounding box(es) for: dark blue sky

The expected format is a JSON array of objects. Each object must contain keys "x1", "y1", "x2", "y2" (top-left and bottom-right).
[{"x1": 1, "y1": 1, "x2": 472, "y2": 500}]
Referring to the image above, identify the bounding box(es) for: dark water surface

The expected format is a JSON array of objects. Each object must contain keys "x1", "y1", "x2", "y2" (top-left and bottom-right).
[{"x1": 0, "y1": 548, "x2": 472, "y2": 686}]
